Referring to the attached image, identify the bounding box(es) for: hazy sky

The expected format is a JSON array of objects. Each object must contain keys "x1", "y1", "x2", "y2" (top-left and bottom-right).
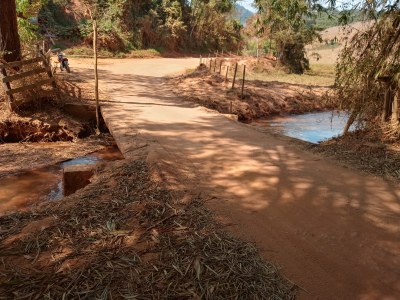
[{"x1": 238, "y1": 0, "x2": 256, "y2": 12}]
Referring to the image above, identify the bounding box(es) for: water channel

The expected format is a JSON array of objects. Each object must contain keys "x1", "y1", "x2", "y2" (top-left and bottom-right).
[
  {"x1": 0, "y1": 145, "x2": 123, "y2": 215},
  {"x1": 252, "y1": 111, "x2": 350, "y2": 144}
]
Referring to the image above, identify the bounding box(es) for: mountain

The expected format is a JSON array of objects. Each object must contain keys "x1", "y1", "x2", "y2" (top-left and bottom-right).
[{"x1": 235, "y1": 4, "x2": 254, "y2": 25}]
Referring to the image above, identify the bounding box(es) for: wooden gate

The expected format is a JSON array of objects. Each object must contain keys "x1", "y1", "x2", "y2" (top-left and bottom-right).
[{"x1": 0, "y1": 53, "x2": 56, "y2": 110}]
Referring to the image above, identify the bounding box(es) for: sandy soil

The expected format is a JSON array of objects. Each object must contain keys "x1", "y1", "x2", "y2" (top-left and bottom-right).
[
  {"x1": 169, "y1": 61, "x2": 332, "y2": 121},
  {"x1": 93, "y1": 57, "x2": 399, "y2": 300}
]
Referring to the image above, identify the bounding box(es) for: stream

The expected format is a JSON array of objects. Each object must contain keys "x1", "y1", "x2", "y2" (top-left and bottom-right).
[
  {"x1": 252, "y1": 111, "x2": 351, "y2": 144},
  {"x1": 0, "y1": 145, "x2": 123, "y2": 215}
]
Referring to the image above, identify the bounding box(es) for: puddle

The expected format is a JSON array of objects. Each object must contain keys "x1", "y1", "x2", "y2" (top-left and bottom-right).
[
  {"x1": 0, "y1": 145, "x2": 123, "y2": 215},
  {"x1": 252, "y1": 111, "x2": 352, "y2": 144}
]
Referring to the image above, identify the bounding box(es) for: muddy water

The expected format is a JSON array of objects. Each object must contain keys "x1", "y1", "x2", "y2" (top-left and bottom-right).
[
  {"x1": 0, "y1": 146, "x2": 123, "y2": 215},
  {"x1": 253, "y1": 111, "x2": 351, "y2": 144}
]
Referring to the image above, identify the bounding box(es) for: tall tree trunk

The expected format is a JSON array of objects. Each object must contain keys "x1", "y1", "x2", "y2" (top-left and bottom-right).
[{"x1": 0, "y1": 0, "x2": 21, "y2": 62}]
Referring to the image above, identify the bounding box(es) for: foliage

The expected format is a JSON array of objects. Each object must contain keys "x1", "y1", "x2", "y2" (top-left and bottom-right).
[
  {"x1": 314, "y1": 9, "x2": 363, "y2": 30},
  {"x1": 32, "y1": 0, "x2": 242, "y2": 53},
  {"x1": 335, "y1": 10, "x2": 400, "y2": 137},
  {"x1": 254, "y1": 0, "x2": 321, "y2": 74},
  {"x1": 16, "y1": 0, "x2": 47, "y2": 44}
]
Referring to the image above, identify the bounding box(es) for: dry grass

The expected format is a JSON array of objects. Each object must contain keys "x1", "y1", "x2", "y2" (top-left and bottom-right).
[
  {"x1": 247, "y1": 64, "x2": 336, "y2": 87},
  {"x1": 308, "y1": 131, "x2": 400, "y2": 182},
  {"x1": 0, "y1": 159, "x2": 296, "y2": 299}
]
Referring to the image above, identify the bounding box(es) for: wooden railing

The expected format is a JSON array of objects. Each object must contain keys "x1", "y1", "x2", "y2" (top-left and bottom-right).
[{"x1": 0, "y1": 52, "x2": 56, "y2": 110}]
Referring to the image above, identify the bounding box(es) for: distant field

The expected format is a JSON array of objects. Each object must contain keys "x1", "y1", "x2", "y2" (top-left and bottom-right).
[
  {"x1": 306, "y1": 21, "x2": 370, "y2": 65},
  {"x1": 248, "y1": 64, "x2": 336, "y2": 87}
]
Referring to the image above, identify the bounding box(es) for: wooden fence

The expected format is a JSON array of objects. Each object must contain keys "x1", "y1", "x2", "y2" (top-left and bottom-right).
[{"x1": 0, "y1": 53, "x2": 56, "y2": 110}]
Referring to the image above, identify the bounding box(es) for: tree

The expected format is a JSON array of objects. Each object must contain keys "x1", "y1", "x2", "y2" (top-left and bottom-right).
[
  {"x1": 335, "y1": 7, "x2": 400, "y2": 137},
  {"x1": 0, "y1": 0, "x2": 22, "y2": 62},
  {"x1": 254, "y1": 0, "x2": 320, "y2": 74}
]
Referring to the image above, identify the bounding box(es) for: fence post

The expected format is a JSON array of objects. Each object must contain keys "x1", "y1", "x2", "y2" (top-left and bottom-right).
[
  {"x1": 40, "y1": 53, "x2": 57, "y2": 88},
  {"x1": 214, "y1": 59, "x2": 217, "y2": 72},
  {"x1": 0, "y1": 67, "x2": 13, "y2": 110},
  {"x1": 241, "y1": 65, "x2": 246, "y2": 99},
  {"x1": 231, "y1": 63, "x2": 238, "y2": 89},
  {"x1": 219, "y1": 60, "x2": 223, "y2": 74},
  {"x1": 209, "y1": 59, "x2": 212, "y2": 70},
  {"x1": 200, "y1": 55, "x2": 202, "y2": 66},
  {"x1": 35, "y1": 44, "x2": 40, "y2": 57},
  {"x1": 225, "y1": 66, "x2": 229, "y2": 82}
]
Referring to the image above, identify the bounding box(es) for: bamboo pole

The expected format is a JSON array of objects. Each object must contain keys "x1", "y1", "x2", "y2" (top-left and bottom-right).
[
  {"x1": 231, "y1": 63, "x2": 238, "y2": 89},
  {"x1": 241, "y1": 65, "x2": 246, "y2": 99},
  {"x1": 93, "y1": 17, "x2": 100, "y2": 134}
]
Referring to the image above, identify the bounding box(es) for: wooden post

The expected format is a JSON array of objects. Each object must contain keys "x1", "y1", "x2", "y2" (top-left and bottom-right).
[
  {"x1": 241, "y1": 65, "x2": 246, "y2": 99},
  {"x1": 35, "y1": 44, "x2": 40, "y2": 57},
  {"x1": 209, "y1": 59, "x2": 212, "y2": 70},
  {"x1": 93, "y1": 17, "x2": 100, "y2": 134},
  {"x1": 219, "y1": 60, "x2": 223, "y2": 74},
  {"x1": 231, "y1": 63, "x2": 238, "y2": 89},
  {"x1": 40, "y1": 53, "x2": 57, "y2": 88},
  {"x1": 42, "y1": 40, "x2": 47, "y2": 53},
  {"x1": 200, "y1": 55, "x2": 202, "y2": 65},
  {"x1": 0, "y1": 67, "x2": 13, "y2": 110},
  {"x1": 214, "y1": 59, "x2": 217, "y2": 72},
  {"x1": 225, "y1": 66, "x2": 229, "y2": 82},
  {"x1": 392, "y1": 90, "x2": 399, "y2": 125}
]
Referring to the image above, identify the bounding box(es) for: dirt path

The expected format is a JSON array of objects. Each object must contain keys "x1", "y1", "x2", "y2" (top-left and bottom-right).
[{"x1": 75, "y1": 58, "x2": 400, "y2": 299}]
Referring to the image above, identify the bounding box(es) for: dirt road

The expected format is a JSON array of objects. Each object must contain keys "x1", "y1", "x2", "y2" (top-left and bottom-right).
[{"x1": 76, "y1": 58, "x2": 400, "y2": 299}]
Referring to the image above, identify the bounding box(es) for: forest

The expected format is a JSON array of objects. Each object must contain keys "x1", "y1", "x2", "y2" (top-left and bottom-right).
[{"x1": 11, "y1": 0, "x2": 244, "y2": 53}]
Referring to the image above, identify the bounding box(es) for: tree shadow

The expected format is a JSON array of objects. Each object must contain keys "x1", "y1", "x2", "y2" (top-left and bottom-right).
[{"x1": 86, "y1": 62, "x2": 400, "y2": 299}]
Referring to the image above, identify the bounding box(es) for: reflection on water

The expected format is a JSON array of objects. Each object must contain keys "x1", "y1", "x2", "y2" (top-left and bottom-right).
[
  {"x1": 0, "y1": 145, "x2": 123, "y2": 215},
  {"x1": 253, "y1": 111, "x2": 351, "y2": 144}
]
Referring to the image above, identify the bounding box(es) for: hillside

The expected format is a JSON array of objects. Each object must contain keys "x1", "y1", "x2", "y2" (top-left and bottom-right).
[
  {"x1": 307, "y1": 21, "x2": 371, "y2": 65},
  {"x1": 235, "y1": 4, "x2": 254, "y2": 25},
  {"x1": 36, "y1": 0, "x2": 243, "y2": 53},
  {"x1": 315, "y1": 9, "x2": 363, "y2": 30}
]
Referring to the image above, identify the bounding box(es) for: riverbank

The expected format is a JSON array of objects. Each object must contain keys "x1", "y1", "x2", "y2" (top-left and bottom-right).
[
  {"x1": 308, "y1": 131, "x2": 400, "y2": 182},
  {"x1": 169, "y1": 61, "x2": 334, "y2": 122}
]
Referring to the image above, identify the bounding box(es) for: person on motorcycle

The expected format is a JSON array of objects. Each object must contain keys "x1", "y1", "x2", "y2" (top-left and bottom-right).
[{"x1": 57, "y1": 52, "x2": 64, "y2": 63}]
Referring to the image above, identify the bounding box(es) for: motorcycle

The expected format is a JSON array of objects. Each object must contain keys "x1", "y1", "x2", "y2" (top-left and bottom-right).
[{"x1": 57, "y1": 53, "x2": 71, "y2": 73}]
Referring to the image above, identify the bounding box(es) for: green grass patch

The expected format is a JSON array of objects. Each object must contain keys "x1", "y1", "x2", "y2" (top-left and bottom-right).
[
  {"x1": 247, "y1": 64, "x2": 336, "y2": 87},
  {"x1": 64, "y1": 47, "x2": 114, "y2": 57},
  {"x1": 128, "y1": 49, "x2": 162, "y2": 58}
]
